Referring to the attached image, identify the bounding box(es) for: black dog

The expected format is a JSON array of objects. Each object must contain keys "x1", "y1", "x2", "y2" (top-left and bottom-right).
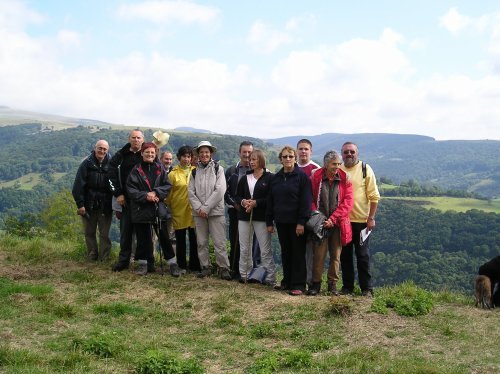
[{"x1": 477, "y1": 255, "x2": 500, "y2": 308}]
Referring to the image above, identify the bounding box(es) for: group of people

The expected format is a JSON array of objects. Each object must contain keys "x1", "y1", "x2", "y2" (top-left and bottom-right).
[{"x1": 72, "y1": 129, "x2": 381, "y2": 296}]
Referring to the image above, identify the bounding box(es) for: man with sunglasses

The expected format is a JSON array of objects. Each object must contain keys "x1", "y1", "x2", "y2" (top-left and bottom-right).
[{"x1": 340, "y1": 142, "x2": 380, "y2": 296}]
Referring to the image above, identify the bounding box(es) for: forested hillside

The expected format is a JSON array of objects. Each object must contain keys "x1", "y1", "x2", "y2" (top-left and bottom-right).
[{"x1": 270, "y1": 133, "x2": 500, "y2": 198}]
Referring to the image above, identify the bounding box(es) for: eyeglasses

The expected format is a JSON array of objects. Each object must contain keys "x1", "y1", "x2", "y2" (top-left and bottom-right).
[
  {"x1": 281, "y1": 155, "x2": 295, "y2": 159},
  {"x1": 343, "y1": 150, "x2": 356, "y2": 155}
]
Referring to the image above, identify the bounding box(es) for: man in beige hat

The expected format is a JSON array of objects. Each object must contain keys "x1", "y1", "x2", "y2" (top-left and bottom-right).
[{"x1": 188, "y1": 140, "x2": 231, "y2": 280}]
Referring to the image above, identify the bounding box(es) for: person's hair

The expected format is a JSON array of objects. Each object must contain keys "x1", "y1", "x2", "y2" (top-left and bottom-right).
[
  {"x1": 251, "y1": 149, "x2": 266, "y2": 169},
  {"x1": 342, "y1": 141, "x2": 358, "y2": 149},
  {"x1": 296, "y1": 138, "x2": 313, "y2": 148},
  {"x1": 239, "y1": 141, "x2": 254, "y2": 152},
  {"x1": 279, "y1": 145, "x2": 297, "y2": 159},
  {"x1": 323, "y1": 150, "x2": 341, "y2": 166},
  {"x1": 176, "y1": 145, "x2": 193, "y2": 160},
  {"x1": 141, "y1": 142, "x2": 158, "y2": 153},
  {"x1": 129, "y1": 129, "x2": 144, "y2": 138},
  {"x1": 160, "y1": 151, "x2": 173, "y2": 158}
]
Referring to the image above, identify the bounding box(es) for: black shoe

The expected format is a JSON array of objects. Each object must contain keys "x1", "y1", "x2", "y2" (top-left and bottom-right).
[
  {"x1": 340, "y1": 287, "x2": 353, "y2": 296},
  {"x1": 147, "y1": 263, "x2": 156, "y2": 273},
  {"x1": 196, "y1": 267, "x2": 211, "y2": 278},
  {"x1": 112, "y1": 262, "x2": 129, "y2": 272},
  {"x1": 361, "y1": 289, "x2": 374, "y2": 297},
  {"x1": 169, "y1": 263, "x2": 181, "y2": 277},
  {"x1": 306, "y1": 289, "x2": 319, "y2": 296},
  {"x1": 328, "y1": 282, "x2": 339, "y2": 296},
  {"x1": 220, "y1": 268, "x2": 232, "y2": 281}
]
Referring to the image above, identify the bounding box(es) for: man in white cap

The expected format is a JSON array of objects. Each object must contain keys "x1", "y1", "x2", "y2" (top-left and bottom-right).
[{"x1": 188, "y1": 140, "x2": 232, "y2": 280}]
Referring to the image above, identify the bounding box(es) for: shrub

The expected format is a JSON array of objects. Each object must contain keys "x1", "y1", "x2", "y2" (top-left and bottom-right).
[
  {"x1": 135, "y1": 350, "x2": 203, "y2": 374},
  {"x1": 327, "y1": 295, "x2": 353, "y2": 317},
  {"x1": 371, "y1": 282, "x2": 434, "y2": 316}
]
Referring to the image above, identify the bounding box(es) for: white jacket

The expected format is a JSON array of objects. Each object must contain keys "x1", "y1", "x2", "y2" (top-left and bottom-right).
[{"x1": 188, "y1": 160, "x2": 226, "y2": 217}]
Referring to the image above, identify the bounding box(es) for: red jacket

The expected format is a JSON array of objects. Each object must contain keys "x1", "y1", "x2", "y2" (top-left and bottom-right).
[{"x1": 310, "y1": 168, "x2": 353, "y2": 245}]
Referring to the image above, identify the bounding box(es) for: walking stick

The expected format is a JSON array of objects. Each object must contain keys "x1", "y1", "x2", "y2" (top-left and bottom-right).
[{"x1": 154, "y1": 203, "x2": 164, "y2": 276}]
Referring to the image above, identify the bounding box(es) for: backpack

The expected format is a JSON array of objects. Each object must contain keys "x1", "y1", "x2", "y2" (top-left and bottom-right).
[{"x1": 191, "y1": 161, "x2": 220, "y2": 179}]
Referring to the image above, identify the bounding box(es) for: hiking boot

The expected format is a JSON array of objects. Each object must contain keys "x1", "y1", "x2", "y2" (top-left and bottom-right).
[
  {"x1": 328, "y1": 282, "x2": 339, "y2": 296},
  {"x1": 361, "y1": 289, "x2": 374, "y2": 297},
  {"x1": 306, "y1": 282, "x2": 321, "y2": 296},
  {"x1": 196, "y1": 267, "x2": 211, "y2": 278},
  {"x1": 147, "y1": 263, "x2": 156, "y2": 273},
  {"x1": 340, "y1": 287, "x2": 354, "y2": 296},
  {"x1": 136, "y1": 260, "x2": 148, "y2": 276},
  {"x1": 220, "y1": 267, "x2": 232, "y2": 281},
  {"x1": 169, "y1": 263, "x2": 181, "y2": 277},
  {"x1": 112, "y1": 262, "x2": 129, "y2": 272}
]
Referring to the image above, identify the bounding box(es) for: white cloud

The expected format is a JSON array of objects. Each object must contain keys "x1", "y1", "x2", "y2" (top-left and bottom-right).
[
  {"x1": 247, "y1": 20, "x2": 294, "y2": 54},
  {"x1": 0, "y1": 5, "x2": 499, "y2": 140},
  {"x1": 57, "y1": 29, "x2": 81, "y2": 49},
  {"x1": 0, "y1": 0, "x2": 44, "y2": 31},
  {"x1": 117, "y1": 0, "x2": 220, "y2": 25},
  {"x1": 440, "y1": 7, "x2": 490, "y2": 35}
]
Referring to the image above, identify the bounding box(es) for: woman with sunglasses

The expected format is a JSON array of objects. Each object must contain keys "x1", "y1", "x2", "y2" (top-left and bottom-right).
[{"x1": 266, "y1": 146, "x2": 312, "y2": 295}]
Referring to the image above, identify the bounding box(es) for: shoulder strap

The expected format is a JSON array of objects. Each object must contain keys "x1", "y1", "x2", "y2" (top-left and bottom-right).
[
  {"x1": 191, "y1": 162, "x2": 219, "y2": 179},
  {"x1": 362, "y1": 162, "x2": 367, "y2": 179},
  {"x1": 191, "y1": 168, "x2": 197, "y2": 179}
]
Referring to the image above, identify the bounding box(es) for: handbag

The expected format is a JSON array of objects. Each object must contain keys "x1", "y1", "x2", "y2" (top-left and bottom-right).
[{"x1": 306, "y1": 210, "x2": 329, "y2": 242}]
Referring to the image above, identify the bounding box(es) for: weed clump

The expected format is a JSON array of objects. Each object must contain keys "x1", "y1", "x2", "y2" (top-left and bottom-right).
[
  {"x1": 248, "y1": 349, "x2": 313, "y2": 373},
  {"x1": 327, "y1": 295, "x2": 353, "y2": 317},
  {"x1": 73, "y1": 333, "x2": 114, "y2": 358},
  {"x1": 371, "y1": 282, "x2": 434, "y2": 316},
  {"x1": 135, "y1": 350, "x2": 203, "y2": 374}
]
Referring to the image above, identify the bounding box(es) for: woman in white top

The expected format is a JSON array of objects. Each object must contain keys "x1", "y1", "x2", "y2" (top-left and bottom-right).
[{"x1": 235, "y1": 150, "x2": 276, "y2": 285}]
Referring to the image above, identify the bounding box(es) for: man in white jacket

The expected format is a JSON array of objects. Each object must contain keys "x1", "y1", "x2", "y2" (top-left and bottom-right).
[{"x1": 188, "y1": 140, "x2": 231, "y2": 280}]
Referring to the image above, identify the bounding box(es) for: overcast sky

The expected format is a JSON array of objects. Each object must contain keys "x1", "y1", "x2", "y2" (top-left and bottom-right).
[{"x1": 1, "y1": 0, "x2": 500, "y2": 140}]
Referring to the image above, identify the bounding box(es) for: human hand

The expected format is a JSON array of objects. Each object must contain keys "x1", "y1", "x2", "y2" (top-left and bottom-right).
[
  {"x1": 296, "y1": 224, "x2": 304, "y2": 236},
  {"x1": 116, "y1": 195, "x2": 126, "y2": 206}
]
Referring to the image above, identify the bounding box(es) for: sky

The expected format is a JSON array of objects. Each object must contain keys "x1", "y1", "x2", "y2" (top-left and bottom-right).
[{"x1": 1, "y1": 0, "x2": 500, "y2": 140}]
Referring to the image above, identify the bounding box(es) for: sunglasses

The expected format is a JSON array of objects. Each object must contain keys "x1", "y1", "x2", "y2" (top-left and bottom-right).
[
  {"x1": 343, "y1": 150, "x2": 356, "y2": 155},
  {"x1": 281, "y1": 155, "x2": 295, "y2": 159}
]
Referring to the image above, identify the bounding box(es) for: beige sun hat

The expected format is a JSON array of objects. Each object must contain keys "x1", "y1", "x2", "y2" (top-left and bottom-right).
[
  {"x1": 194, "y1": 140, "x2": 217, "y2": 154},
  {"x1": 152, "y1": 130, "x2": 170, "y2": 148}
]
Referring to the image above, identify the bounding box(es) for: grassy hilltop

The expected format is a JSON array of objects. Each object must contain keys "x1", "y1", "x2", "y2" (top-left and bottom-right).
[{"x1": 1, "y1": 235, "x2": 499, "y2": 373}]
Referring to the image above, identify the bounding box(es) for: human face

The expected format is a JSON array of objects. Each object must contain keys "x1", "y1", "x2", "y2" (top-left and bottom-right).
[
  {"x1": 239, "y1": 145, "x2": 253, "y2": 166},
  {"x1": 161, "y1": 152, "x2": 173, "y2": 167},
  {"x1": 129, "y1": 131, "x2": 144, "y2": 152},
  {"x1": 297, "y1": 142, "x2": 312, "y2": 165},
  {"x1": 280, "y1": 151, "x2": 296, "y2": 172},
  {"x1": 179, "y1": 153, "x2": 192, "y2": 167},
  {"x1": 325, "y1": 159, "x2": 342, "y2": 177},
  {"x1": 197, "y1": 147, "x2": 211, "y2": 164},
  {"x1": 341, "y1": 144, "x2": 358, "y2": 168},
  {"x1": 94, "y1": 141, "x2": 109, "y2": 161},
  {"x1": 249, "y1": 154, "x2": 261, "y2": 170},
  {"x1": 141, "y1": 147, "x2": 156, "y2": 163}
]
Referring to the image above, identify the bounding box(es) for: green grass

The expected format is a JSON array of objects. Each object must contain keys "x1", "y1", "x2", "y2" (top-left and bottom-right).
[
  {"x1": 0, "y1": 234, "x2": 499, "y2": 373},
  {"x1": 385, "y1": 196, "x2": 500, "y2": 213},
  {"x1": 0, "y1": 172, "x2": 67, "y2": 190}
]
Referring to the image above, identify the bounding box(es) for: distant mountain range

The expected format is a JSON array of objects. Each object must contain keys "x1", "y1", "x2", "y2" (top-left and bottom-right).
[{"x1": 1, "y1": 105, "x2": 498, "y2": 198}]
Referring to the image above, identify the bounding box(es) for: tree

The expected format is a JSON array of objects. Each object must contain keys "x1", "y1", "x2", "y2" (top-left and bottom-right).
[{"x1": 41, "y1": 189, "x2": 82, "y2": 241}]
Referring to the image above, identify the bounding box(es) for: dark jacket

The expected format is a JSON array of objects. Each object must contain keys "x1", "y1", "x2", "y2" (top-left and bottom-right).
[
  {"x1": 266, "y1": 165, "x2": 312, "y2": 226},
  {"x1": 126, "y1": 161, "x2": 171, "y2": 223},
  {"x1": 224, "y1": 163, "x2": 250, "y2": 209},
  {"x1": 72, "y1": 152, "x2": 112, "y2": 213},
  {"x1": 108, "y1": 142, "x2": 143, "y2": 198},
  {"x1": 235, "y1": 170, "x2": 274, "y2": 222}
]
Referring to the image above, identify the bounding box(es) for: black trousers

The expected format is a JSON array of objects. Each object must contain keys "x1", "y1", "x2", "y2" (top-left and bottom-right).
[
  {"x1": 341, "y1": 222, "x2": 372, "y2": 292},
  {"x1": 479, "y1": 255, "x2": 500, "y2": 307},
  {"x1": 175, "y1": 227, "x2": 201, "y2": 271},
  {"x1": 276, "y1": 223, "x2": 306, "y2": 291},
  {"x1": 228, "y1": 209, "x2": 240, "y2": 277},
  {"x1": 135, "y1": 222, "x2": 175, "y2": 263},
  {"x1": 117, "y1": 205, "x2": 135, "y2": 265}
]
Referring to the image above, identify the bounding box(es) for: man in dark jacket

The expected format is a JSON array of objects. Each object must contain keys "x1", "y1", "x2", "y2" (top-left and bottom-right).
[
  {"x1": 225, "y1": 141, "x2": 253, "y2": 279},
  {"x1": 72, "y1": 139, "x2": 112, "y2": 261},
  {"x1": 109, "y1": 130, "x2": 144, "y2": 271}
]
